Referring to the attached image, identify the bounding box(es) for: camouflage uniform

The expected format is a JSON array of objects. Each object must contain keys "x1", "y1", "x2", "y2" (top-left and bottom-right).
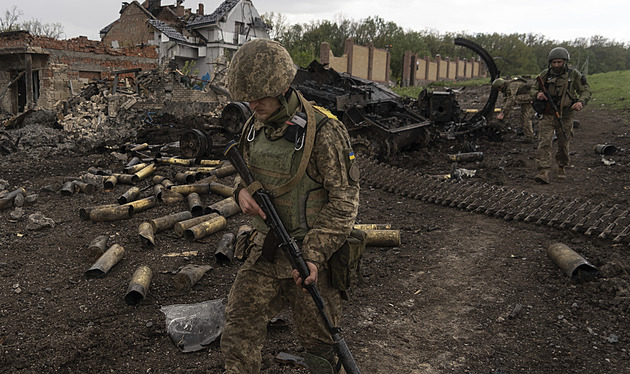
[
  {"x1": 531, "y1": 66, "x2": 591, "y2": 180},
  {"x1": 500, "y1": 78, "x2": 535, "y2": 141},
  {"x1": 220, "y1": 88, "x2": 360, "y2": 373}
]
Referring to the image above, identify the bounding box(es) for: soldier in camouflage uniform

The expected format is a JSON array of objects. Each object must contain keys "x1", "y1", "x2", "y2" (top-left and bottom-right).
[
  {"x1": 220, "y1": 39, "x2": 360, "y2": 374},
  {"x1": 492, "y1": 77, "x2": 536, "y2": 143},
  {"x1": 530, "y1": 47, "x2": 591, "y2": 184}
]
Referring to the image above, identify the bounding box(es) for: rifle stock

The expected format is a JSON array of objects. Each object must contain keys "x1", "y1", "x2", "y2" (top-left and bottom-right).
[
  {"x1": 223, "y1": 140, "x2": 362, "y2": 374},
  {"x1": 536, "y1": 76, "x2": 567, "y2": 137}
]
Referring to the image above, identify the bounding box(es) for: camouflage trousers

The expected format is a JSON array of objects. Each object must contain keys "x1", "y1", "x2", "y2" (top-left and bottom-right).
[
  {"x1": 516, "y1": 104, "x2": 535, "y2": 140},
  {"x1": 535, "y1": 111, "x2": 575, "y2": 171},
  {"x1": 220, "y1": 246, "x2": 342, "y2": 374}
]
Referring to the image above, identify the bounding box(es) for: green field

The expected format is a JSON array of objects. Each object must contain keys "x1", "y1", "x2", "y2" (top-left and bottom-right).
[{"x1": 393, "y1": 71, "x2": 630, "y2": 111}]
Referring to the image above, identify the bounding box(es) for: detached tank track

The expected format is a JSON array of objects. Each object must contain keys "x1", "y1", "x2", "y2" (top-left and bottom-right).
[{"x1": 358, "y1": 157, "x2": 630, "y2": 245}]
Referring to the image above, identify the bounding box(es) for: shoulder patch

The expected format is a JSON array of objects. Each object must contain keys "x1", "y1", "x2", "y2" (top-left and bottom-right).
[{"x1": 313, "y1": 105, "x2": 338, "y2": 120}]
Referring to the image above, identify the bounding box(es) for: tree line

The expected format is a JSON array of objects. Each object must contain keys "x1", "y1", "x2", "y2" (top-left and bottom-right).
[
  {"x1": 263, "y1": 13, "x2": 630, "y2": 82},
  {"x1": 1, "y1": 6, "x2": 64, "y2": 39}
]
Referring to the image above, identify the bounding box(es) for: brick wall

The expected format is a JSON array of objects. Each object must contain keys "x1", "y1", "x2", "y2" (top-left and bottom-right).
[
  {"x1": 401, "y1": 51, "x2": 488, "y2": 87},
  {"x1": 320, "y1": 39, "x2": 391, "y2": 84}
]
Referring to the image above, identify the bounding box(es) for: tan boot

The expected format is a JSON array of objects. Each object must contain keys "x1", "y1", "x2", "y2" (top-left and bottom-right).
[
  {"x1": 534, "y1": 169, "x2": 550, "y2": 184},
  {"x1": 558, "y1": 166, "x2": 566, "y2": 179}
]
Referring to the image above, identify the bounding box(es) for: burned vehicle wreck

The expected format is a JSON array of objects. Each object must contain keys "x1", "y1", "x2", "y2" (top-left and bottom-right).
[{"x1": 215, "y1": 37, "x2": 500, "y2": 160}]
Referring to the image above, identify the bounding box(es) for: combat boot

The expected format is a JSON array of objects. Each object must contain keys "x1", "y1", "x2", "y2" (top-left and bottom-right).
[
  {"x1": 534, "y1": 169, "x2": 550, "y2": 184},
  {"x1": 557, "y1": 166, "x2": 566, "y2": 179}
]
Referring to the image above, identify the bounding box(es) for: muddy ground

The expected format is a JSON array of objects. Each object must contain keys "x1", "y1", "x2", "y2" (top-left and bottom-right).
[{"x1": 1, "y1": 85, "x2": 630, "y2": 374}]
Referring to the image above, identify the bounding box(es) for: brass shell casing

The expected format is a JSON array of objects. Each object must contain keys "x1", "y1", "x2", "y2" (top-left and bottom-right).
[
  {"x1": 134, "y1": 163, "x2": 156, "y2": 181},
  {"x1": 85, "y1": 243, "x2": 125, "y2": 278},
  {"x1": 72, "y1": 180, "x2": 96, "y2": 195},
  {"x1": 158, "y1": 157, "x2": 194, "y2": 166},
  {"x1": 87, "y1": 204, "x2": 134, "y2": 222},
  {"x1": 175, "y1": 171, "x2": 198, "y2": 184},
  {"x1": 161, "y1": 178, "x2": 175, "y2": 189},
  {"x1": 173, "y1": 264, "x2": 212, "y2": 290},
  {"x1": 364, "y1": 229, "x2": 401, "y2": 247},
  {"x1": 124, "y1": 162, "x2": 148, "y2": 174},
  {"x1": 184, "y1": 215, "x2": 227, "y2": 241},
  {"x1": 353, "y1": 223, "x2": 392, "y2": 230},
  {"x1": 117, "y1": 173, "x2": 139, "y2": 185},
  {"x1": 150, "y1": 210, "x2": 193, "y2": 233},
  {"x1": 138, "y1": 222, "x2": 155, "y2": 247},
  {"x1": 205, "y1": 197, "x2": 241, "y2": 218},
  {"x1": 124, "y1": 265, "x2": 153, "y2": 306},
  {"x1": 170, "y1": 183, "x2": 210, "y2": 196},
  {"x1": 212, "y1": 163, "x2": 236, "y2": 178},
  {"x1": 174, "y1": 213, "x2": 219, "y2": 237},
  {"x1": 547, "y1": 242, "x2": 598, "y2": 280},
  {"x1": 187, "y1": 192, "x2": 204, "y2": 216},
  {"x1": 160, "y1": 189, "x2": 184, "y2": 205},
  {"x1": 215, "y1": 232, "x2": 236, "y2": 265},
  {"x1": 196, "y1": 175, "x2": 218, "y2": 185},
  {"x1": 60, "y1": 180, "x2": 76, "y2": 196},
  {"x1": 118, "y1": 186, "x2": 141, "y2": 204},
  {"x1": 103, "y1": 175, "x2": 118, "y2": 190},
  {"x1": 209, "y1": 182, "x2": 235, "y2": 198},
  {"x1": 198, "y1": 159, "x2": 223, "y2": 166},
  {"x1": 122, "y1": 196, "x2": 158, "y2": 214},
  {"x1": 86, "y1": 234, "x2": 110, "y2": 262}
]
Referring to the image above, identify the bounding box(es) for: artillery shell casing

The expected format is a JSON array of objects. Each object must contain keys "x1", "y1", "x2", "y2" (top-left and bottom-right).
[
  {"x1": 72, "y1": 180, "x2": 96, "y2": 195},
  {"x1": 0, "y1": 188, "x2": 27, "y2": 210},
  {"x1": 88, "y1": 204, "x2": 135, "y2": 222},
  {"x1": 188, "y1": 192, "x2": 204, "y2": 216},
  {"x1": 209, "y1": 182, "x2": 234, "y2": 197},
  {"x1": 122, "y1": 196, "x2": 158, "y2": 214},
  {"x1": 161, "y1": 179, "x2": 175, "y2": 189},
  {"x1": 126, "y1": 156, "x2": 142, "y2": 167},
  {"x1": 215, "y1": 232, "x2": 236, "y2": 265},
  {"x1": 103, "y1": 175, "x2": 118, "y2": 190},
  {"x1": 170, "y1": 183, "x2": 210, "y2": 195},
  {"x1": 153, "y1": 184, "x2": 164, "y2": 201},
  {"x1": 447, "y1": 152, "x2": 484, "y2": 163},
  {"x1": 175, "y1": 171, "x2": 198, "y2": 184},
  {"x1": 118, "y1": 186, "x2": 141, "y2": 204},
  {"x1": 184, "y1": 215, "x2": 227, "y2": 242},
  {"x1": 364, "y1": 229, "x2": 401, "y2": 247},
  {"x1": 204, "y1": 197, "x2": 241, "y2": 218},
  {"x1": 354, "y1": 223, "x2": 392, "y2": 230},
  {"x1": 88, "y1": 166, "x2": 112, "y2": 176},
  {"x1": 191, "y1": 166, "x2": 220, "y2": 173},
  {"x1": 152, "y1": 175, "x2": 166, "y2": 184},
  {"x1": 212, "y1": 163, "x2": 236, "y2": 178},
  {"x1": 134, "y1": 163, "x2": 156, "y2": 181},
  {"x1": 124, "y1": 265, "x2": 152, "y2": 306},
  {"x1": 130, "y1": 143, "x2": 149, "y2": 152},
  {"x1": 158, "y1": 157, "x2": 194, "y2": 166},
  {"x1": 174, "y1": 213, "x2": 219, "y2": 237},
  {"x1": 160, "y1": 189, "x2": 184, "y2": 205},
  {"x1": 80, "y1": 203, "x2": 119, "y2": 221},
  {"x1": 547, "y1": 242, "x2": 598, "y2": 280},
  {"x1": 196, "y1": 175, "x2": 218, "y2": 185},
  {"x1": 198, "y1": 159, "x2": 223, "y2": 166},
  {"x1": 149, "y1": 210, "x2": 192, "y2": 233},
  {"x1": 124, "y1": 162, "x2": 148, "y2": 174},
  {"x1": 138, "y1": 222, "x2": 155, "y2": 247},
  {"x1": 172, "y1": 264, "x2": 213, "y2": 290},
  {"x1": 60, "y1": 180, "x2": 77, "y2": 196},
  {"x1": 86, "y1": 234, "x2": 110, "y2": 262},
  {"x1": 117, "y1": 173, "x2": 139, "y2": 185},
  {"x1": 85, "y1": 243, "x2": 125, "y2": 278}
]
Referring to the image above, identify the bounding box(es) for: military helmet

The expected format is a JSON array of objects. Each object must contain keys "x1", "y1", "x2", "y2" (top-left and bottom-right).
[
  {"x1": 227, "y1": 39, "x2": 297, "y2": 102},
  {"x1": 491, "y1": 78, "x2": 506, "y2": 90},
  {"x1": 548, "y1": 47, "x2": 570, "y2": 61}
]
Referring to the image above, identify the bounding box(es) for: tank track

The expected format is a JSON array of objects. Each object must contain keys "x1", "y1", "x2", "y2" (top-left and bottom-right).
[{"x1": 358, "y1": 157, "x2": 630, "y2": 245}]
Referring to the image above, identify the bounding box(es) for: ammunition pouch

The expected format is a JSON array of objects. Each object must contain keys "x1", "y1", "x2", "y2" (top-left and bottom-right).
[
  {"x1": 531, "y1": 99, "x2": 548, "y2": 115},
  {"x1": 328, "y1": 228, "x2": 367, "y2": 300}
]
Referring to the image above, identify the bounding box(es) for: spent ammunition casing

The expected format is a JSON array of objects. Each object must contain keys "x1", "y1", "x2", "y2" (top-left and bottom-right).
[
  {"x1": 118, "y1": 186, "x2": 141, "y2": 204},
  {"x1": 204, "y1": 197, "x2": 241, "y2": 218},
  {"x1": 0, "y1": 188, "x2": 27, "y2": 210},
  {"x1": 196, "y1": 175, "x2": 218, "y2": 185},
  {"x1": 150, "y1": 210, "x2": 192, "y2": 233},
  {"x1": 85, "y1": 243, "x2": 125, "y2": 278},
  {"x1": 187, "y1": 192, "x2": 204, "y2": 216},
  {"x1": 448, "y1": 152, "x2": 484, "y2": 163},
  {"x1": 117, "y1": 173, "x2": 139, "y2": 185},
  {"x1": 103, "y1": 175, "x2": 118, "y2": 190},
  {"x1": 184, "y1": 215, "x2": 227, "y2": 241},
  {"x1": 174, "y1": 213, "x2": 219, "y2": 237},
  {"x1": 88, "y1": 204, "x2": 134, "y2": 222},
  {"x1": 547, "y1": 242, "x2": 598, "y2": 280},
  {"x1": 134, "y1": 163, "x2": 155, "y2": 181},
  {"x1": 80, "y1": 203, "x2": 118, "y2": 221},
  {"x1": 152, "y1": 175, "x2": 166, "y2": 184},
  {"x1": 198, "y1": 159, "x2": 223, "y2": 166},
  {"x1": 191, "y1": 166, "x2": 220, "y2": 174},
  {"x1": 212, "y1": 163, "x2": 237, "y2": 178},
  {"x1": 86, "y1": 234, "x2": 109, "y2": 262},
  {"x1": 130, "y1": 143, "x2": 149, "y2": 152},
  {"x1": 161, "y1": 178, "x2": 175, "y2": 189},
  {"x1": 170, "y1": 183, "x2": 210, "y2": 195},
  {"x1": 172, "y1": 264, "x2": 212, "y2": 290},
  {"x1": 126, "y1": 156, "x2": 142, "y2": 167},
  {"x1": 175, "y1": 171, "x2": 198, "y2": 184},
  {"x1": 124, "y1": 265, "x2": 153, "y2": 306},
  {"x1": 215, "y1": 232, "x2": 236, "y2": 265},
  {"x1": 124, "y1": 162, "x2": 148, "y2": 174},
  {"x1": 209, "y1": 182, "x2": 235, "y2": 197},
  {"x1": 364, "y1": 229, "x2": 401, "y2": 247},
  {"x1": 160, "y1": 189, "x2": 184, "y2": 205},
  {"x1": 153, "y1": 184, "x2": 164, "y2": 201},
  {"x1": 122, "y1": 196, "x2": 158, "y2": 214},
  {"x1": 138, "y1": 222, "x2": 155, "y2": 247},
  {"x1": 72, "y1": 180, "x2": 96, "y2": 194},
  {"x1": 87, "y1": 167, "x2": 112, "y2": 176},
  {"x1": 158, "y1": 157, "x2": 194, "y2": 166},
  {"x1": 60, "y1": 180, "x2": 77, "y2": 196},
  {"x1": 353, "y1": 223, "x2": 392, "y2": 230}
]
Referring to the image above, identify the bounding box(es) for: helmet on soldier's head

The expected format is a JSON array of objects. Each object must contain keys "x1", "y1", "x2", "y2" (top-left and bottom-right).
[
  {"x1": 491, "y1": 78, "x2": 506, "y2": 90},
  {"x1": 227, "y1": 39, "x2": 297, "y2": 102},
  {"x1": 548, "y1": 47, "x2": 570, "y2": 61}
]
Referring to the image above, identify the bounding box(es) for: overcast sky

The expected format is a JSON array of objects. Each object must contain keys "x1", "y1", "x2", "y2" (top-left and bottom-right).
[{"x1": 6, "y1": 0, "x2": 630, "y2": 44}]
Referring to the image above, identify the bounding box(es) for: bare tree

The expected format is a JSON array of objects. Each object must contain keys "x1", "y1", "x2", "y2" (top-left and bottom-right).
[
  {"x1": 0, "y1": 6, "x2": 64, "y2": 39},
  {"x1": 0, "y1": 5, "x2": 23, "y2": 31}
]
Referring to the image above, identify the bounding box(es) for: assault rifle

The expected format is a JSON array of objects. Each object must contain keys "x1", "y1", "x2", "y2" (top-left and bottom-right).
[
  {"x1": 536, "y1": 75, "x2": 567, "y2": 138},
  {"x1": 224, "y1": 140, "x2": 362, "y2": 374}
]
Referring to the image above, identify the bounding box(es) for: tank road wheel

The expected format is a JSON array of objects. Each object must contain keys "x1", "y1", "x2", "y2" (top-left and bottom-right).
[{"x1": 351, "y1": 136, "x2": 375, "y2": 158}]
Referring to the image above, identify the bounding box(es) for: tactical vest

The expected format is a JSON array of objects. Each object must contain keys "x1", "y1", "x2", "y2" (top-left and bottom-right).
[
  {"x1": 244, "y1": 107, "x2": 330, "y2": 239},
  {"x1": 542, "y1": 68, "x2": 582, "y2": 111},
  {"x1": 511, "y1": 79, "x2": 533, "y2": 103}
]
